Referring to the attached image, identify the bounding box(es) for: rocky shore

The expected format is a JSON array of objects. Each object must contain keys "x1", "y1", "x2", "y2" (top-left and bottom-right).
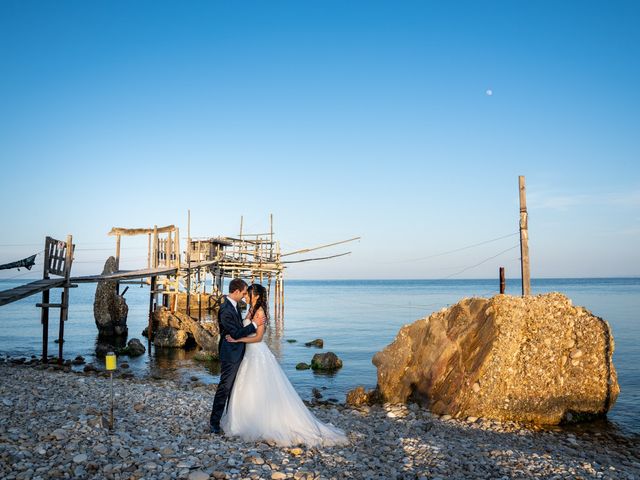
[{"x1": 1, "y1": 361, "x2": 638, "y2": 480}]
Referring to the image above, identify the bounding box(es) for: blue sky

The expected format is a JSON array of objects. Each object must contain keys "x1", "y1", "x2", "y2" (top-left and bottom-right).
[{"x1": 1, "y1": 0, "x2": 638, "y2": 279}]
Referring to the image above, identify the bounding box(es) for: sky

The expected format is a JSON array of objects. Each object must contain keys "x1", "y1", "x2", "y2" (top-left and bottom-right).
[{"x1": 1, "y1": 0, "x2": 639, "y2": 279}]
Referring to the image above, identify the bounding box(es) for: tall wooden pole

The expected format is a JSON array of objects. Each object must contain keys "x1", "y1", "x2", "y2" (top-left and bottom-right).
[
  {"x1": 115, "y1": 234, "x2": 121, "y2": 294},
  {"x1": 499, "y1": 267, "x2": 506, "y2": 294},
  {"x1": 270, "y1": 214, "x2": 274, "y2": 260},
  {"x1": 187, "y1": 210, "x2": 191, "y2": 316},
  {"x1": 41, "y1": 237, "x2": 51, "y2": 363},
  {"x1": 58, "y1": 234, "x2": 73, "y2": 365},
  {"x1": 519, "y1": 176, "x2": 531, "y2": 296}
]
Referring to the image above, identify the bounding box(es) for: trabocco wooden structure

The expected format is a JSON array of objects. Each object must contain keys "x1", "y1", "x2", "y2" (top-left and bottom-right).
[{"x1": 0, "y1": 214, "x2": 359, "y2": 363}]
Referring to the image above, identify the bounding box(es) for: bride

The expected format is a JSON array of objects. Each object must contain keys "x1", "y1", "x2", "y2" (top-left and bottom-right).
[{"x1": 220, "y1": 283, "x2": 348, "y2": 447}]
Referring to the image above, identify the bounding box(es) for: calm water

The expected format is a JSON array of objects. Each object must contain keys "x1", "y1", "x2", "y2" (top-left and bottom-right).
[{"x1": 0, "y1": 278, "x2": 638, "y2": 436}]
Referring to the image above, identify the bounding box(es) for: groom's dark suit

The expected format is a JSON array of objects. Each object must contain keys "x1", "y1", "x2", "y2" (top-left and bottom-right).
[{"x1": 209, "y1": 296, "x2": 257, "y2": 429}]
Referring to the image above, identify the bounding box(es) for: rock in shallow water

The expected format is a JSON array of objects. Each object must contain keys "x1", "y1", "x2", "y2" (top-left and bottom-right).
[
  {"x1": 372, "y1": 293, "x2": 619, "y2": 425},
  {"x1": 311, "y1": 352, "x2": 342, "y2": 371}
]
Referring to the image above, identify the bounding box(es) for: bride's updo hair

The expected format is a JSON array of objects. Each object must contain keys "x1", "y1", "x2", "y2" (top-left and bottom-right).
[{"x1": 247, "y1": 283, "x2": 270, "y2": 324}]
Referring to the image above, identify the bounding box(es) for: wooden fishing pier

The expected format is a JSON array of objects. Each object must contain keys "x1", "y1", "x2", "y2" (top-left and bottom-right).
[{"x1": 0, "y1": 215, "x2": 359, "y2": 364}]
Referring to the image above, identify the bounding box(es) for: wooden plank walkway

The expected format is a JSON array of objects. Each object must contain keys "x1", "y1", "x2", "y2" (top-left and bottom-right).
[
  {"x1": 0, "y1": 279, "x2": 66, "y2": 307},
  {"x1": 70, "y1": 266, "x2": 179, "y2": 283},
  {"x1": 0, "y1": 266, "x2": 182, "y2": 307},
  {"x1": 0, "y1": 258, "x2": 261, "y2": 308}
]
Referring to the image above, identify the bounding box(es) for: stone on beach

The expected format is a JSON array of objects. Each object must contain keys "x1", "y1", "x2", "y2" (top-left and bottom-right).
[
  {"x1": 372, "y1": 292, "x2": 619, "y2": 425},
  {"x1": 0, "y1": 362, "x2": 638, "y2": 479}
]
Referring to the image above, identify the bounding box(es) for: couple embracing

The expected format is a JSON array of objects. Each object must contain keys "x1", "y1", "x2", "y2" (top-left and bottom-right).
[{"x1": 209, "y1": 278, "x2": 348, "y2": 447}]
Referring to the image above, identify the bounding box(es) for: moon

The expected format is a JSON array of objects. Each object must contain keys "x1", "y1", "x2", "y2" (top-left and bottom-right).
[{"x1": 486, "y1": 89, "x2": 493, "y2": 96}]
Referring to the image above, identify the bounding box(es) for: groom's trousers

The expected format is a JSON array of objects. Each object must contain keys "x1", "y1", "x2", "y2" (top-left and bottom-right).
[{"x1": 210, "y1": 359, "x2": 242, "y2": 427}]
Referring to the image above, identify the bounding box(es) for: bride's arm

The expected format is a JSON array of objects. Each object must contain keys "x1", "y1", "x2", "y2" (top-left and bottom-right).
[
  {"x1": 226, "y1": 310, "x2": 266, "y2": 343},
  {"x1": 227, "y1": 323, "x2": 265, "y2": 343}
]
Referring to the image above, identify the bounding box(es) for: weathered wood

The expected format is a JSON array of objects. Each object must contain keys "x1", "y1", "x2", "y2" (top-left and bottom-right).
[
  {"x1": 499, "y1": 267, "x2": 506, "y2": 294},
  {"x1": 281, "y1": 237, "x2": 361, "y2": 257},
  {"x1": 0, "y1": 279, "x2": 65, "y2": 307},
  {"x1": 70, "y1": 266, "x2": 179, "y2": 283},
  {"x1": 148, "y1": 276, "x2": 157, "y2": 350},
  {"x1": 519, "y1": 176, "x2": 531, "y2": 296},
  {"x1": 58, "y1": 234, "x2": 73, "y2": 364},
  {"x1": 108, "y1": 225, "x2": 176, "y2": 236},
  {"x1": 282, "y1": 252, "x2": 351, "y2": 264},
  {"x1": 152, "y1": 225, "x2": 158, "y2": 269}
]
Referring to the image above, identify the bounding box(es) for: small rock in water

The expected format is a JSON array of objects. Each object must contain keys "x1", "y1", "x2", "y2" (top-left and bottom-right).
[
  {"x1": 296, "y1": 363, "x2": 310, "y2": 370},
  {"x1": 310, "y1": 352, "x2": 343, "y2": 371},
  {"x1": 304, "y1": 339, "x2": 324, "y2": 348}
]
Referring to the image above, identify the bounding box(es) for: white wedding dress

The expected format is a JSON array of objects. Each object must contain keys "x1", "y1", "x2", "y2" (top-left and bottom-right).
[{"x1": 221, "y1": 319, "x2": 348, "y2": 447}]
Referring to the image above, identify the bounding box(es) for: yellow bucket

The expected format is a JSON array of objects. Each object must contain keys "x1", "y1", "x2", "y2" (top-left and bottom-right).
[{"x1": 105, "y1": 352, "x2": 117, "y2": 371}]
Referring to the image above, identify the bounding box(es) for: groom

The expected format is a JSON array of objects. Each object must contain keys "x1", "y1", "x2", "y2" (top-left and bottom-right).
[{"x1": 209, "y1": 278, "x2": 264, "y2": 434}]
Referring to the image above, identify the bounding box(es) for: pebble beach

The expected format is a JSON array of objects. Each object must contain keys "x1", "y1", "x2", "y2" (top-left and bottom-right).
[{"x1": 1, "y1": 360, "x2": 639, "y2": 480}]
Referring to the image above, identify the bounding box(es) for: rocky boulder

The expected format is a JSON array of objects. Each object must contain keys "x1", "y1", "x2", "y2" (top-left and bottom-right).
[
  {"x1": 372, "y1": 293, "x2": 619, "y2": 425},
  {"x1": 311, "y1": 352, "x2": 343, "y2": 371},
  {"x1": 125, "y1": 338, "x2": 146, "y2": 357},
  {"x1": 93, "y1": 257, "x2": 128, "y2": 337},
  {"x1": 154, "y1": 327, "x2": 190, "y2": 348},
  {"x1": 150, "y1": 307, "x2": 220, "y2": 354}
]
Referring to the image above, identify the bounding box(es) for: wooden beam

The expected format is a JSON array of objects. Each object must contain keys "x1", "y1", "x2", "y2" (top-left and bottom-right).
[
  {"x1": 108, "y1": 225, "x2": 176, "y2": 237},
  {"x1": 519, "y1": 176, "x2": 531, "y2": 296},
  {"x1": 281, "y1": 237, "x2": 361, "y2": 257},
  {"x1": 282, "y1": 252, "x2": 351, "y2": 264}
]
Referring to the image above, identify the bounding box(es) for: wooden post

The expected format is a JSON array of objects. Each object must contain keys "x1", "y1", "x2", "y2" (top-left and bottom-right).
[
  {"x1": 41, "y1": 237, "x2": 51, "y2": 363},
  {"x1": 115, "y1": 233, "x2": 121, "y2": 294},
  {"x1": 152, "y1": 225, "x2": 158, "y2": 269},
  {"x1": 499, "y1": 267, "x2": 506, "y2": 294},
  {"x1": 239, "y1": 215, "x2": 244, "y2": 240},
  {"x1": 187, "y1": 210, "x2": 191, "y2": 316},
  {"x1": 274, "y1": 278, "x2": 279, "y2": 319},
  {"x1": 280, "y1": 278, "x2": 285, "y2": 319},
  {"x1": 270, "y1": 214, "x2": 274, "y2": 260},
  {"x1": 58, "y1": 234, "x2": 73, "y2": 365},
  {"x1": 148, "y1": 275, "x2": 156, "y2": 351},
  {"x1": 519, "y1": 176, "x2": 531, "y2": 296},
  {"x1": 174, "y1": 227, "x2": 180, "y2": 313},
  {"x1": 147, "y1": 233, "x2": 151, "y2": 270}
]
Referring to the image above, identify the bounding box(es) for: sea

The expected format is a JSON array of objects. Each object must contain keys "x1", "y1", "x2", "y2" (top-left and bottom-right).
[{"x1": 0, "y1": 278, "x2": 638, "y2": 437}]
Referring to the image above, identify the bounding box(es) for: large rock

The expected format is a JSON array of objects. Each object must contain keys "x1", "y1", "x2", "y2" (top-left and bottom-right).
[
  {"x1": 372, "y1": 293, "x2": 619, "y2": 425},
  {"x1": 93, "y1": 257, "x2": 128, "y2": 337},
  {"x1": 150, "y1": 307, "x2": 220, "y2": 355},
  {"x1": 154, "y1": 327, "x2": 190, "y2": 348}
]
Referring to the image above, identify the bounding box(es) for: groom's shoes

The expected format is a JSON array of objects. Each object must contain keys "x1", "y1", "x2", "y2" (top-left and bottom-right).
[{"x1": 209, "y1": 423, "x2": 221, "y2": 435}]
